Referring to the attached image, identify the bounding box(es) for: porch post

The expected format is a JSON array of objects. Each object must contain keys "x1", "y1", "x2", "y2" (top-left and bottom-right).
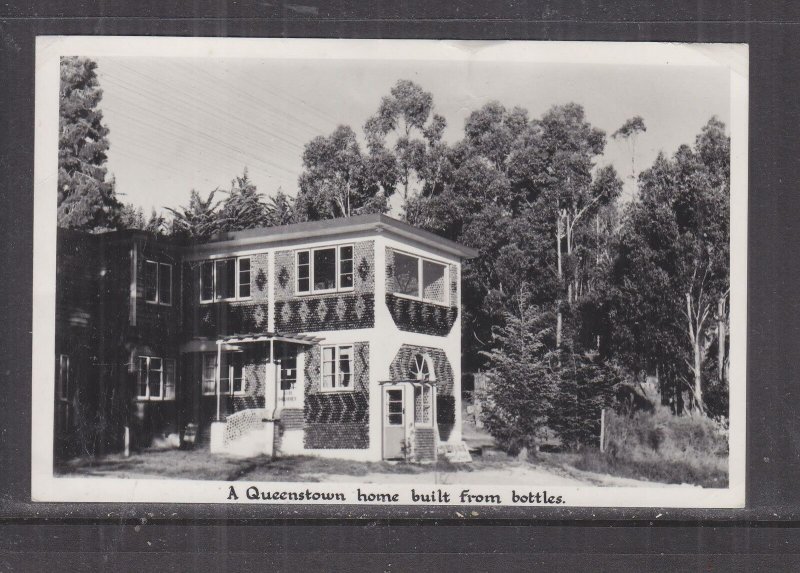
[{"x1": 215, "y1": 340, "x2": 222, "y2": 421}]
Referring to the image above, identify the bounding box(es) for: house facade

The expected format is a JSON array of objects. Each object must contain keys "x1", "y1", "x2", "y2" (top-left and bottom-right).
[{"x1": 54, "y1": 214, "x2": 477, "y2": 462}]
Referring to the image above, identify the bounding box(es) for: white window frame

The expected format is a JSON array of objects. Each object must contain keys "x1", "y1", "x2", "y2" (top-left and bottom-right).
[
  {"x1": 320, "y1": 344, "x2": 355, "y2": 392},
  {"x1": 295, "y1": 244, "x2": 355, "y2": 295},
  {"x1": 200, "y1": 257, "x2": 251, "y2": 303},
  {"x1": 391, "y1": 250, "x2": 449, "y2": 306},
  {"x1": 137, "y1": 356, "x2": 176, "y2": 401},
  {"x1": 201, "y1": 352, "x2": 246, "y2": 396},
  {"x1": 237, "y1": 256, "x2": 251, "y2": 299},
  {"x1": 144, "y1": 260, "x2": 173, "y2": 306}
]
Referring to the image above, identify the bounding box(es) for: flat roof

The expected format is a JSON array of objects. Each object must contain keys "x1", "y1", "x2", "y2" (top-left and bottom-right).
[{"x1": 202, "y1": 213, "x2": 479, "y2": 259}]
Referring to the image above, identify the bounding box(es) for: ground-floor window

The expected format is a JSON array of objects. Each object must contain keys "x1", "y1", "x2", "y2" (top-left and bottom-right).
[
  {"x1": 137, "y1": 356, "x2": 176, "y2": 400},
  {"x1": 201, "y1": 353, "x2": 245, "y2": 395},
  {"x1": 321, "y1": 345, "x2": 353, "y2": 391},
  {"x1": 279, "y1": 344, "x2": 298, "y2": 394}
]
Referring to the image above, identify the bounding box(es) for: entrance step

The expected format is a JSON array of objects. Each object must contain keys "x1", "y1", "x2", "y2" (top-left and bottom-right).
[{"x1": 437, "y1": 441, "x2": 473, "y2": 463}]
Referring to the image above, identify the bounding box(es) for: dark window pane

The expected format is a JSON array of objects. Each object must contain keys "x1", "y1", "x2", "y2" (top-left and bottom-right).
[
  {"x1": 138, "y1": 357, "x2": 148, "y2": 398},
  {"x1": 313, "y1": 248, "x2": 336, "y2": 291},
  {"x1": 158, "y1": 263, "x2": 172, "y2": 305},
  {"x1": 200, "y1": 262, "x2": 214, "y2": 301},
  {"x1": 394, "y1": 253, "x2": 419, "y2": 296},
  {"x1": 298, "y1": 278, "x2": 310, "y2": 292},
  {"x1": 238, "y1": 258, "x2": 250, "y2": 298},
  {"x1": 215, "y1": 259, "x2": 235, "y2": 299},
  {"x1": 298, "y1": 251, "x2": 309, "y2": 265},
  {"x1": 339, "y1": 245, "x2": 353, "y2": 261},
  {"x1": 148, "y1": 358, "x2": 162, "y2": 398},
  {"x1": 388, "y1": 413, "x2": 403, "y2": 425},
  {"x1": 144, "y1": 261, "x2": 158, "y2": 302}
]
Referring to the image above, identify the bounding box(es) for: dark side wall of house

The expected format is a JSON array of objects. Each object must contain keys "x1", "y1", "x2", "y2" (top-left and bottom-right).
[{"x1": 55, "y1": 229, "x2": 185, "y2": 459}]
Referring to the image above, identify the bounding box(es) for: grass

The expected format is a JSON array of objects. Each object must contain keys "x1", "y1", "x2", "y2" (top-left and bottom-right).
[
  {"x1": 56, "y1": 450, "x2": 476, "y2": 482},
  {"x1": 541, "y1": 407, "x2": 729, "y2": 488}
]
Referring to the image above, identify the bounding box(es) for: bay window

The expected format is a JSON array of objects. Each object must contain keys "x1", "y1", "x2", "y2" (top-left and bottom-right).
[
  {"x1": 321, "y1": 345, "x2": 354, "y2": 391},
  {"x1": 200, "y1": 257, "x2": 251, "y2": 302},
  {"x1": 392, "y1": 251, "x2": 448, "y2": 304},
  {"x1": 296, "y1": 245, "x2": 354, "y2": 294}
]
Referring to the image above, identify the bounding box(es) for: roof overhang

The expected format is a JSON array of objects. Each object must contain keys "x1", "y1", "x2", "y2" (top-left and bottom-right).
[{"x1": 185, "y1": 214, "x2": 479, "y2": 260}]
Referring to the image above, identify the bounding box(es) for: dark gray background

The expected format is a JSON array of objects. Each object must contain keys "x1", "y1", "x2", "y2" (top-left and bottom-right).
[{"x1": 1, "y1": 1, "x2": 798, "y2": 568}]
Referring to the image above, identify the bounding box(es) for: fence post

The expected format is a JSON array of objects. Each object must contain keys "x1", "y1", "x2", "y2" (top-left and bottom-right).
[{"x1": 600, "y1": 408, "x2": 606, "y2": 453}]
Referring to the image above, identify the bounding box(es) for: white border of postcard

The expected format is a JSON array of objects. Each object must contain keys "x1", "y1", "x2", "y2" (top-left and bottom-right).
[{"x1": 31, "y1": 36, "x2": 748, "y2": 508}]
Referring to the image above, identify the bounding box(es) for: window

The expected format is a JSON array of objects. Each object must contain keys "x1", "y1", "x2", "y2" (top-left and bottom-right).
[
  {"x1": 386, "y1": 389, "x2": 403, "y2": 426},
  {"x1": 392, "y1": 251, "x2": 448, "y2": 304},
  {"x1": 57, "y1": 354, "x2": 69, "y2": 401},
  {"x1": 394, "y1": 252, "x2": 419, "y2": 297},
  {"x1": 414, "y1": 384, "x2": 433, "y2": 425},
  {"x1": 137, "y1": 356, "x2": 175, "y2": 400},
  {"x1": 339, "y1": 245, "x2": 353, "y2": 289},
  {"x1": 144, "y1": 261, "x2": 158, "y2": 302},
  {"x1": 321, "y1": 345, "x2": 354, "y2": 391},
  {"x1": 200, "y1": 257, "x2": 250, "y2": 302},
  {"x1": 296, "y1": 245, "x2": 355, "y2": 294},
  {"x1": 158, "y1": 263, "x2": 172, "y2": 305},
  {"x1": 143, "y1": 260, "x2": 172, "y2": 305},
  {"x1": 313, "y1": 248, "x2": 336, "y2": 291},
  {"x1": 279, "y1": 344, "x2": 298, "y2": 393},
  {"x1": 410, "y1": 353, "x2": 433, "y2": 381},
  {"x1": 201, "y1": 353, "x2": 245, "y2": 395},
  {"x1": 238, "y1": 257, "x2": 251, "y2": 298}
]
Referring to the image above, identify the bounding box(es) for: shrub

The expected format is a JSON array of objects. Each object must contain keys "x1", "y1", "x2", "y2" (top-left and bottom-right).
[{"x1": 585, "y1": 406, "x2": 729, "y2": 487}]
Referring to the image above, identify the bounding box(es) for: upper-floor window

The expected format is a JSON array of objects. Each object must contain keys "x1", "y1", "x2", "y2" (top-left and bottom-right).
[
  {"x1": 137, "y1": 356, "x2": 176, "y2": 400},
  {"x1": 144, "y1": 260, "x2": 172, "y2": 305},
  {"x1": 200, "y1": 257, "x2": 251, "y2": 302},
  {"x1": 296, "y1": 245, "x2": 353, "y2": 295},
  {"x1": 393, "y1": 251, "x2": 448, "y2": 305}
]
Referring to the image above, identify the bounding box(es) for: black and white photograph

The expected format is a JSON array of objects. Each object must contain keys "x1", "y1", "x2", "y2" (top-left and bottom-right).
[{"x1": 31, "y1": 37, "x2": 747, "y2": 507}]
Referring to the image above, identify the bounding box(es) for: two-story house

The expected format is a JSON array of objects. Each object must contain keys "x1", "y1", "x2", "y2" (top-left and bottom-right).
[{"x1": 54, "y1": 214, "x2": 477, "y2": 463}]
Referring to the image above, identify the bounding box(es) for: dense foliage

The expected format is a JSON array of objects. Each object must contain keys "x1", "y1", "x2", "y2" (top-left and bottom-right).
[{"x1": 58, "y1": 57, "x2": 121, "y2": 231}]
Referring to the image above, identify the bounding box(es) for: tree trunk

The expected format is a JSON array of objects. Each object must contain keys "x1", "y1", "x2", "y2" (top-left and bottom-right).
[
  {"x1": 556, "y1": 213, "x2": 563, "y2": 347},
  {"x1": 687, "y1": 292, "x2": 703, "y2": 414}
]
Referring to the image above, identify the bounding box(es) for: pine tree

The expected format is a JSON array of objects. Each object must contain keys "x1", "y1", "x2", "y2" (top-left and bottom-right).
[{"x1": 58, "y1": 57, "x2": 121, "y2": 231}]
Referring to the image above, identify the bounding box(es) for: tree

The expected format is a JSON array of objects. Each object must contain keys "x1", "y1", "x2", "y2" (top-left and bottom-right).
[
  {"x1": 264, "y1": 188, "x2": 296, "y2": 226},
  {"x1": 119, "y1": 204, "x2": 168, "y2": 235},
  {"x1": 217, "y1": 168, "x2": 270, "y2": 232},
  {"x1": 480, "y1": 291, "x2": 559, "y2": 454},
  {"x1": 363, "y1": 80, "x2": 448, "y2": 216},
  {"x1": 608, "y1": 118, "x2": 730, "y2": 417},
  {"x1": 295, "y1": 125, "x2": 397, "y2": 220},
  {"x1": 613, "y1": 115, "x2": 647, "y2": 189},
  {"x1": 58, "y1": 57, "x2": 121, "y2": 231},
  {"x1": 167, "y1": 189, "x2": 221, "y2": 239}
]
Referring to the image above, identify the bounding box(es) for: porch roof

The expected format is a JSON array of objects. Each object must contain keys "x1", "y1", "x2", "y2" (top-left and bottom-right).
[{"x1": 216, "y1": 332, "x2": 325, "y2": 346}]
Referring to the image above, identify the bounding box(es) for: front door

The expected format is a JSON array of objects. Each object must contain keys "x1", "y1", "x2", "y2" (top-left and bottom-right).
[{"x1": 383, "y1": 386, "x2": 406, "y2": 459}]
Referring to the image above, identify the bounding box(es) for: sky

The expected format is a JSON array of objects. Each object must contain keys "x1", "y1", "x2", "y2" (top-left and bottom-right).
[{"x1": 95, "y1": 54, "x2": 731, "y2": 217}]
